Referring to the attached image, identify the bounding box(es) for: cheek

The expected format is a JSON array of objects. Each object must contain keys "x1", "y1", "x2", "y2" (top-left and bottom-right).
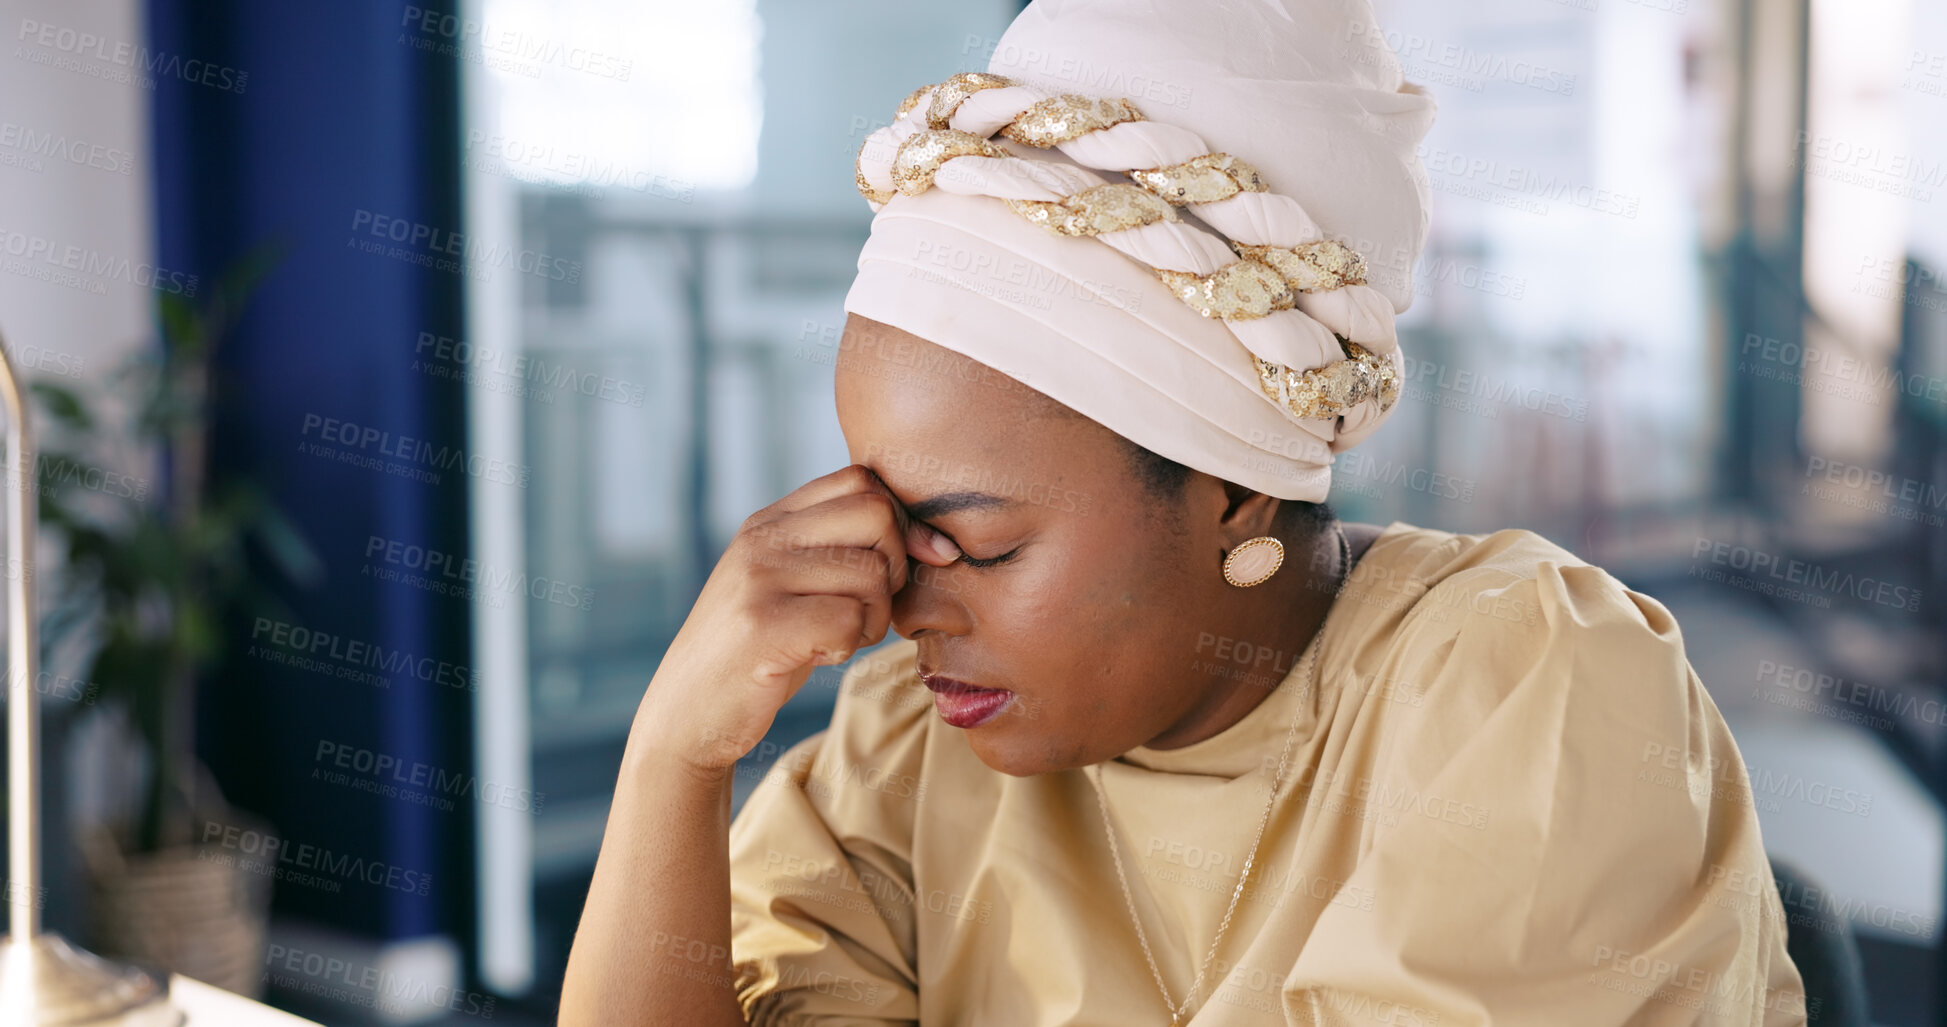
[
  {"x1": 960, "y1": 541, "x2": 1201, "y2": 774},
  {"x1": 992, "y1": 525, "x2": 1191, "y2": 690}
]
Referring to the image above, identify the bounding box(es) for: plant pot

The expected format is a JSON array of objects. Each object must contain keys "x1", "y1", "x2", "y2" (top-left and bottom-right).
[{"x1": 82, "y1": 817, "x2": 276, "y2": 999}]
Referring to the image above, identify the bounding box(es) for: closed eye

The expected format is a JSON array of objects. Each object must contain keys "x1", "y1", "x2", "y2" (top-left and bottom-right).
[{"x1": 956, "y1": 547, "x2": 1020, "y2": 569}]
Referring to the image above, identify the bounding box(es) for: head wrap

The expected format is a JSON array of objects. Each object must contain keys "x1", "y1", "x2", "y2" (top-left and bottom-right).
[{"x1": 843, "y1": 0, "x2": 1436, "y2": 501}]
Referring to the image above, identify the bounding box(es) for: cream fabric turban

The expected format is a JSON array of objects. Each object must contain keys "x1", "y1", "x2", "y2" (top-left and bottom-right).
[{"x1": 843, "y1": 0, "x2": 1436, "y2": 501}]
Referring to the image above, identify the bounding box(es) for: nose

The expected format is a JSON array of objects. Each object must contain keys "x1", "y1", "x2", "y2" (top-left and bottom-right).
[{"x1": 891, "y1": 556, "x2": 972, "y2": 638}]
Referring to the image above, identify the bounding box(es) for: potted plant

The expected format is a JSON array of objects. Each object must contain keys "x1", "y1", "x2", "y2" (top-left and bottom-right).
[{"x1": 30, "y1": 249, "x2": 320, "y2": 996}]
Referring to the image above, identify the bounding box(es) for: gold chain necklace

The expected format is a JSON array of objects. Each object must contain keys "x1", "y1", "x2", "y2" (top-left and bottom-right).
[{"x1": 1086, "y1": 524, "x2": 1348, "y2": 1025}]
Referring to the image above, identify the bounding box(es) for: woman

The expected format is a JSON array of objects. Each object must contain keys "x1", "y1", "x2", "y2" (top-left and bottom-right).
[{"x1": 562, "y1": 1, "x2": 1806, "y2": 1023}]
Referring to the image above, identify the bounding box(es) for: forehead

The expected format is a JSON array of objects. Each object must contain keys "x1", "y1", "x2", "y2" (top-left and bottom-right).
[
  {"x1": 834, "y1": 315, "x2": 1097, "y2": 499},
  {"x1": 835, "y1": 315, "x2": 1071, "y2": 424}
]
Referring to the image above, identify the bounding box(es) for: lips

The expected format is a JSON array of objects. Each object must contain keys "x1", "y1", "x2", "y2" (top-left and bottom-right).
[{"x1": 919, "y1": 672, "x2": 1016, "y2": 729}]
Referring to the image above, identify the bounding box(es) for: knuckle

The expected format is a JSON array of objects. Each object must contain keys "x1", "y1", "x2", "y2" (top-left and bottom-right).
[
  {"x1": 854, "y1": 488, "x2": 896, "y2": 515},
  {"x1": 733, "y1": 532, "x2": 782, "y2": 574},
  {"x1": 734, "y1": 517, "x2": 777, "y2": 552}
]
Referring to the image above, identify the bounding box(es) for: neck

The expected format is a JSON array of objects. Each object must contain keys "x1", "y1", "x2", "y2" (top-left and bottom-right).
[{"x1": 1142, "y1": 521, "x2": 1359, "y2": 751}]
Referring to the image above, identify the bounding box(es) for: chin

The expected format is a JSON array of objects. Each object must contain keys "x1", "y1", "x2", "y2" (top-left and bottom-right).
[{"x1": 963, "y1": 725, "x2": 1087, "y2": 777}]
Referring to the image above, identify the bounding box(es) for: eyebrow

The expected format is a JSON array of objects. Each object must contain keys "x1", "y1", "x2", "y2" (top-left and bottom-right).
[{"x1": 904, "y1": 491, "x2": 1016, "y2": 521}]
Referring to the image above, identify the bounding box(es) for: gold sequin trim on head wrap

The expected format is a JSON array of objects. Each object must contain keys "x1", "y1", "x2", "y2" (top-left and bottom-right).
[
  {"x1": 895, "y1": 84, "x2": 932, "y2": 121},
  {"x1": 856, "y1": 156, "x2": 894, "y2": 206},
  {"x1": 851, "y1": 71, "x2": 1408, "y2": 439},
  {"x1": 1128, "y1": 153, "x2": 1269, "y2": 205},
  {"x1": 1007, "y1": 184, "x2": 1178, "y2": 237},
  {"x1": 1254, "y1": 341, "x2": 1399, "y2": 421},
  {"x1": 926, "y1": 72, "x2": 1016, "y2": 129},
  {"x1": 1236, "y1": 240, "x2": 1369, "y2": 293},
  {"x1": 1156, "y1": 260, "x2": 1295, "y2": 321},
  {"x1": 999, "y1": 95, "x2": 1145, "y2": 148},
  {"x1": 892, "y1": 129, "x2": 1006, "y2": 195}
]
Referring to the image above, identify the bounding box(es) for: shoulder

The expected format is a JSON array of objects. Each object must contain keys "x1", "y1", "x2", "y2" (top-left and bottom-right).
[
  {"x1": 729, "y1": 639, "x2": 939, "y2": 884},
  {"x1": 1362, "y1": 522, "x2": 1676, "y2": 642},
  {"x1": 1342, "y1": 523, "x2": 1691, "y2": 717}
]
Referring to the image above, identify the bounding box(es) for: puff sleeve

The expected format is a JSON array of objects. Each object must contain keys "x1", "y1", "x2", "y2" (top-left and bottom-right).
[
  {"x1": 1282, "y1": 561, "x2": 1808, "y2": 1026},
  {"x1": 727, "y1": 645, "x2": 934, "y2": 1026}
]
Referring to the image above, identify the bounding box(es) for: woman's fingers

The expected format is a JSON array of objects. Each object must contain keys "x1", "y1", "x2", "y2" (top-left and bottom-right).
[
  {"x1": 750, "y1": 464, "x2": 962, "y2": 568},
  {"x1": 641, "y1": 463, "x2": 960, "y2": 773},
  {"x1": 754, "y1": 545, "x2": 895, "y2": 647},
  {"x1": 748, "y1": 593, "x2": 871, "y2": 689},
  {"x1": 748, "y1": 490, "x2": 907, "y2": 594}
]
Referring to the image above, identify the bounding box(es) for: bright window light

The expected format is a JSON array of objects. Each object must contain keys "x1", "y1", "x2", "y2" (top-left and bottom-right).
[{"x1": 478, "y1": 0, "x2": 763, "y2": 192}]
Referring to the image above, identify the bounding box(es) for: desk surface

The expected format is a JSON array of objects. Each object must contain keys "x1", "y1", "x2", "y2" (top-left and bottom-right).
[{"x1": 173, "y1": 975, "x2": 323, "y2": 1026}]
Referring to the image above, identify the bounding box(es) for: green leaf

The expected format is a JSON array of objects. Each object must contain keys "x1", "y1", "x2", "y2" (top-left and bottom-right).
[
  {"x1": 29, "y1": 382, "x2": 92, "y2": 431},
  {"x1": 174, "y1": 600, "x2": 220, "y2": 664},
  {"x1": 156, "y1": 292, "x2": 204, "y2": 361},
  {"x1": 252, "y1": 503, "x2": 325, "y2": 587}
]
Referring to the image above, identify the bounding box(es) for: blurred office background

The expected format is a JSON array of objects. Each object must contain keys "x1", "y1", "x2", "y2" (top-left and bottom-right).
[{"x1": 1, "y1": 0, "x2": 1943, "y2": 1022}]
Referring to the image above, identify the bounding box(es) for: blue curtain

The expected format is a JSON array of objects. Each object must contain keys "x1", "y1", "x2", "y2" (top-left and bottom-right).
[{"x1": 149, "y1": 0, "x2": 474, "y2": 950}]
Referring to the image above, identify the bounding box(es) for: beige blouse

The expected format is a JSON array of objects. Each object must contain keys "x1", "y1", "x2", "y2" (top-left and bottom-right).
[{"x1": 725, "y1": 522, "x2": 1807, "y2": 1025}]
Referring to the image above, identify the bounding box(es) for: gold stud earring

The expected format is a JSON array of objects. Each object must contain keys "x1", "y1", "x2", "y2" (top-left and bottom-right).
[{"x1": 1222, "y1": 536, "x2": 1285, "y2": 588}]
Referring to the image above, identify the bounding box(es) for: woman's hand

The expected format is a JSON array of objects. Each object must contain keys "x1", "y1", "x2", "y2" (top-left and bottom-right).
[
  {"x1": 635, "y1": 464, "x2": 962, "y2": 775},
  {"x1": 567, "y1": 466, "x2": 956, "y2": 1026}
]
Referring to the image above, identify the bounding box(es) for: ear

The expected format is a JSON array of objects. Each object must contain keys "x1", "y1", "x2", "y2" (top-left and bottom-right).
[{"x1": 1216, "y1": 480, "x2": 1283, "y2": 545}]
